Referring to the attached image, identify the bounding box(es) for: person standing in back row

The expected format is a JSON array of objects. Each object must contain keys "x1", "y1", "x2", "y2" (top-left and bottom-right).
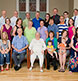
[
  {"x1": 72, "y1": 9, "x2": 78, "y2": 28},
  {"x1": 51, "y1": 8, "x2": 60, "y2": 25},
  {"x1": 10, "y1": 10, "x2": 18, "y2": 28},
  {"x1": 32, "y1": 11, "x2": 42, "y2": 30}
]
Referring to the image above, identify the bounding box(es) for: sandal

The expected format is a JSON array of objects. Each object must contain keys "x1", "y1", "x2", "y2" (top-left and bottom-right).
[
  {"x1": 58, "y1": 69, "x2": 62, "y2": 72},
  {"x1": 61, "y1": 69, "x2": 65, "y2": 72}
]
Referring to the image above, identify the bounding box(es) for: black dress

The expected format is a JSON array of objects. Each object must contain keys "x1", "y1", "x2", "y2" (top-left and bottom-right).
[
  {"x1": 15, "y1": 25, "x2": 24, "y2": 35},
  {"x1": 44, "y1": 20, "x2": 49, "y2": 28},
  {"x1": 69, "y1": 37, "x2": 78, "y2": 72}
]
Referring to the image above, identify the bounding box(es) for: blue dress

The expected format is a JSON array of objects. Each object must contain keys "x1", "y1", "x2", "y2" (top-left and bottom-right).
[{"x1": 69, "y1": 37, "x2": 78, "y2": 72}]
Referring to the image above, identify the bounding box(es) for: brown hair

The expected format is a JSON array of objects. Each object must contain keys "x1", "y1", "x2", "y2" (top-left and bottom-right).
[
  {"x1": 53, "y1": 8, "x2": 58, "y2": 12},
  {"x1": 36, "y1": 11, "x2": 40, "y2": 14},
  {"x1": 5, "y1": 17, "x2": 11, "y2": 24},
  {"x1": 49, "y1": 31, "x2": 55, "y2": 37},
  {"x1": 74, "y1": 8, "x2": 78, "y2": 12},
  {"x1": 61, "y1": 30, "x2": 68, "y2": 36},
  {"x1": 60, "y1": 15, "x2": 64, "y2": 18},
  {"x1": 16, "y1": 18, "x2": 22, "y2": 25},
  {"x1": 48, "y1": 40, "x2": 52, "y2": 44},
  {"x1": 63, "y1": 11, "x2": 69, "y2": 15},
  {"x1": 29, "y1": 20, "x2": 33, "y2": 24},
  {"x1": 1, "y1": 32, "x2": 8, "y2": 41},
  {"x1": 25, "y1": 12, "x2": 30, "y2": 15}
]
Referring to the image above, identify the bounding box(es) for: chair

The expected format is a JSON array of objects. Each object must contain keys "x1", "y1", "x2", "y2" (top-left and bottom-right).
[
  {"x1": 27, "y1": 49, "x2": 47, "y2": 69},
  {"x1": 10, "y1": 47, "x2": 29, "y2": 68}
]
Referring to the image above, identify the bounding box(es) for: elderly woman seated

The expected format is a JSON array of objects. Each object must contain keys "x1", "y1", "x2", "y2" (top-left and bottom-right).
[{"x1": 29, "y1": 32, "x2": 46, "y2": 72}]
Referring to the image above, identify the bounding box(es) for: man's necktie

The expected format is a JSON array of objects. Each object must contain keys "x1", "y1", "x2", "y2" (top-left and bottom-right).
[
  {"x1": 64, "y1": 19, "x2": 66, "y2": 24},
  {"x1": 74, "y1": 16, "x2": 76, "y2": 24}
]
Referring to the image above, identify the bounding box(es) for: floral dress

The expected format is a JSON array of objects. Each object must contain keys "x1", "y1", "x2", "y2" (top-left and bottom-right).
[{"x1": 69, "y1": 37, "x2": 78, "y2": 72}]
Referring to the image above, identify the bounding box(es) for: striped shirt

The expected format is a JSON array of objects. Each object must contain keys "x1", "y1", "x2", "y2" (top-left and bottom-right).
[{"x1": 57, "y1": 24, "x2": 68, "y2": 37}]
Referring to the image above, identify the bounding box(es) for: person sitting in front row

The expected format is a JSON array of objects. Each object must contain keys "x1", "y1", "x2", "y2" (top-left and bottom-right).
[
  {"x1": 0, "y1": 32, "x2": 11, "y2": 71},
  {"x1": 29, "y1": 32, "x2": 46, "y2": 72},
  {"x1": 12, "y1": 28, "x2": 28, "y2": 71}
]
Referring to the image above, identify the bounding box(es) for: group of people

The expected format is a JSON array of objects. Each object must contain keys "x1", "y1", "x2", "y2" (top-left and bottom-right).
[{"x1": 0, "y1": 8, "x2": 78, "y2": 73}]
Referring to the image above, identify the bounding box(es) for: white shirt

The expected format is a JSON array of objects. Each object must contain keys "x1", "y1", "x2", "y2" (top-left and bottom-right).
[
  {"x1": 64, "y1": 17, "x2": 69, "y2": 26},
  {"x1": 72, "y1": 15, "x2": 78, "y2": 28},
  {"x1": 0, "y1": 16, "x2": 6, "y2": 29},
  {"x1": 29, "y1": 38, "x2": 46, "y2": 53},
  {"x1": 10, "y1": 16, "x2": 17, "y2": 28}
]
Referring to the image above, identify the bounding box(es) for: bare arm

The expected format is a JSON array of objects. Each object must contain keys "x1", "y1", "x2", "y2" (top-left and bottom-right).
[
  {"x1": 72, "y1": 27, "x2": 75, "y2": 35},
  {"x1": 45, "y1": 30, "x2": 48, "y2": 39},
  {"x1": 1, "y1": 26, "x2": 4, "y2": 34},
  {"x1": 71, "y1": 36, "x2": 77, "y2": 51},
  {"x1": 12, "y1": 26, "x2": 17, "y2": 36}
]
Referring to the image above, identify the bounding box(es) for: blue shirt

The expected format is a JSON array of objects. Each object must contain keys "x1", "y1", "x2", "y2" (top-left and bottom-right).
[
  {"x1": 48, "y1": 24, "x2": 58, "y2": 38},
  {"x1": 12, "y1": 35, "x2": 28, "y2": 53},
  {"x1": 57, "y1": 24, "x2": 68, "y2": 37},
  {"x1": 32, "y1": 17, "x2": 42, "y2": 30}
]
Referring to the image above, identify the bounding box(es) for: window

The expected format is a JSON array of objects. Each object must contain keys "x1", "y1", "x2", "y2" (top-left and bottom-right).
[
  {"x1": 29, "y1": 0, "x2": 36, "y2": 11},
  {"x1": 17, "y1": 0, "x2": 49, "y2": 19},
  {"x1": 19, "y1": 0, "x2": 26, "y2": 11},
  {"x1": 40, "y1": 0, "x2": 46, "y2": 11}
]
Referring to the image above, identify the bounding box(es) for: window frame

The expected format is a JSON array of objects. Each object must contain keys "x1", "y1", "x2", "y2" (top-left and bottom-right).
[{"x1": 16, "y1": 0, "x2": 49, "y2": 13}]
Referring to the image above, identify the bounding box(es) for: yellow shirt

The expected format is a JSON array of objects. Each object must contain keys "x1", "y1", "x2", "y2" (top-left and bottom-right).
[{"x1": 47, "y1": 45, "x2": 54, "y2": 52}]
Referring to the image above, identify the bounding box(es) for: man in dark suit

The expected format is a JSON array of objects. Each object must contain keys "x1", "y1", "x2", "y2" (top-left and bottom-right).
[{"x1": 51, "y1": 8, "x2": 60, "y2": 25}]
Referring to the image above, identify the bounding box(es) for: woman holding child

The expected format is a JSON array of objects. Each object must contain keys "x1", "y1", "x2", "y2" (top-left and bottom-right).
[
  {"x1": 46, "y1": 31, "x2": 58, "y2": 70},
  {"x1": 58, "y1": 30, "x2": 71, "y2": 72}
]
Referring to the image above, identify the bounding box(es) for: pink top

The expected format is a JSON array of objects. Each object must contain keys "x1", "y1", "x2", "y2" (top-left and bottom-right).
[
  {"x1": 2, "y1": 24, "x2": 12, "y2": 41},
  {"x1": 68, "y1": 26, "x2": 74, "y2": 40}
]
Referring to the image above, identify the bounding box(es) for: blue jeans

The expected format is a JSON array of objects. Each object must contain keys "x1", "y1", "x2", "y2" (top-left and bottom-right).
[
  {"x1": 12, "y1": 52, "x2": 25, "y2": 66},
  {"x1": 0, "y1": 53, "x2": 10, "y2": 66}
]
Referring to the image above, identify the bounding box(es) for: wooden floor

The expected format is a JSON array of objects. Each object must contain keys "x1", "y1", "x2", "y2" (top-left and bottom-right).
[{"x1": 0, "y1": 63, "x2": 78, "y2": 81}]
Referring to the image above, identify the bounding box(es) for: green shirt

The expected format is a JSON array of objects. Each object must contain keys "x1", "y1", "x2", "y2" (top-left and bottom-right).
[
  {"x1": 23, "y1": 18, "x2": 29, "y2": 28},
  {"x1": 24, "y1": 27, "x2": 36, "y2": 44}
]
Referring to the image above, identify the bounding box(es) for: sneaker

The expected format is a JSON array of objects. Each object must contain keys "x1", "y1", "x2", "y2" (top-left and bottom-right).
[
  {"x1": 40, "y1": 69, "x2": 43, "y2": 72},
  {"x1": 29, "y1": 67, "x2": 32, "y2": 71},
  {"x1": 14, "y1": 65, "x2": 19, "y2": 71}
]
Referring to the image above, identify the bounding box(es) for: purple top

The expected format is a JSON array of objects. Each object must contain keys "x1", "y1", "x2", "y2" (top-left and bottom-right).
[
  {"x1": 37, "y1": 26, "x2": 47, "y2": 41},
  {"x1": 3, "y1": 24, "x2": 12, "y2": 41}
]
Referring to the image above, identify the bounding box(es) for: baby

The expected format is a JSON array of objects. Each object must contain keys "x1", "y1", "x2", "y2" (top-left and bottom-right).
[
  {"x1": 58, "y1": 38, "x2": 67, "y2": 54},
  {"x1": 47, "y1": 40, "x2": 58, "y2": 59}
]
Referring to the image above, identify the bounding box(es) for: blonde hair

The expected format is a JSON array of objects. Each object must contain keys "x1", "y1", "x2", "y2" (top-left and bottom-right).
[{"x1": 1, "y1": 32, "x2": 8, "y2": 41}]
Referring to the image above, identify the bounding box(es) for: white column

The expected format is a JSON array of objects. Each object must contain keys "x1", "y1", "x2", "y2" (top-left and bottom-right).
[
  {"x1": 16, "y1": 0, "x2": 19, "y2": 17},
  {"x1": 36, "y1": 0, "x2": 40, "y2": 11},
  {"x1": 26, "y1": 0, "x2": 29, "y2": 12},
  {"x1": 46, "y1": 0, "x2": 49, "y2": 13},
  {"x1": 16, "y1": 0, "x2": 19, "y2": 12},
  {"x1": 74, "y1": 0, "x2": 78, "y2": 9}
]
